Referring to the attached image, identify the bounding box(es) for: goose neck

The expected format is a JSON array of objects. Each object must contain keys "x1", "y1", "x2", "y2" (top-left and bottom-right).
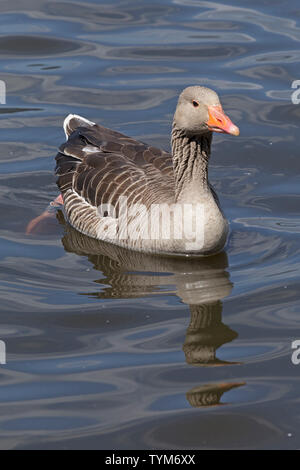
[{"x1": 171, "y1": 125, "x2": 212, "y2": 202}]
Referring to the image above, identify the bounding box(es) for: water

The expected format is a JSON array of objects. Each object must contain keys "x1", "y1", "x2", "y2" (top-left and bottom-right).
[{"x1": 0, "y1": 0, "x2": 299, "y2": 450}]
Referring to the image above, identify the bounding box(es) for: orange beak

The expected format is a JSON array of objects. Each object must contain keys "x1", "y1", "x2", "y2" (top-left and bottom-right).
[{"x1": 206, "y1": 105, "x2": 239, "y2": 136}]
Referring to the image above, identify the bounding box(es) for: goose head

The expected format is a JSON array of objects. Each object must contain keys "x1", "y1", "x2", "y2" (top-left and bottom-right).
[{"x1": 173, "y1": 86, "x2": 239, "y2": 137}]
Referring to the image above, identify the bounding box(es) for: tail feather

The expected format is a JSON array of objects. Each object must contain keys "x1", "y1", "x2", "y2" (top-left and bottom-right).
[
  {"x1": 63, "y1": 114, "x2": 95, "y2": 140},
  {"x1": 56, "y1": 114, "x2": 98, "y2": 193}
]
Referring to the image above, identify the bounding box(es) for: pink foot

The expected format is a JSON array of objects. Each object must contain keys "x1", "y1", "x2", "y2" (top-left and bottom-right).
[
  {"x1": 26, "y1": 194, "x2": 64, "y2": 235},
  {"x1": 49, "y1": 194, "x2": 64, "y2": 207}
]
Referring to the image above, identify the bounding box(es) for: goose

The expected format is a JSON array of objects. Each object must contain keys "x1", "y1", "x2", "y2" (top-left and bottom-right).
[{"x1": 55, "y1": 86, "x2": 239, "y2": 256}]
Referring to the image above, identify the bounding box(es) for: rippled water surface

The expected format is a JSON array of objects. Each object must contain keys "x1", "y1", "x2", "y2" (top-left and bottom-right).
[{"x1": 0, "y1": 0, "x2": 300, "y2": 450}]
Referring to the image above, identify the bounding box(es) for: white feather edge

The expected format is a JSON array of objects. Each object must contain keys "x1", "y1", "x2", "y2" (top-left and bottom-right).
[{"x1": 63, "y1": 114, "x2": 96, "y2": 140}]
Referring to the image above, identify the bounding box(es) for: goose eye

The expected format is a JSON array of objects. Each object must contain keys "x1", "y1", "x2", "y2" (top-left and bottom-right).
[{"x1": 192, "y1": 100, "x2": 199, "y2": 108}]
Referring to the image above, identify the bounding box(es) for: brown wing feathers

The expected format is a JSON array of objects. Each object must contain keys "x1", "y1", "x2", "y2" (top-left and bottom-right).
[{"x1": 55, "y1": 116, "x2": 175, "y2": 223}]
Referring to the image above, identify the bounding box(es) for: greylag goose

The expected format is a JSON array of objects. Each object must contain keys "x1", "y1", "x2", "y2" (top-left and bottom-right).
[{"x1": 55, "y1": 86, "x2": 239, "y2": 255}]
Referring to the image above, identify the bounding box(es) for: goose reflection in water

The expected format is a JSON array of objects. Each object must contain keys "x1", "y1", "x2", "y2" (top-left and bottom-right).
[{"x1": 58, "y1": 211, "x2": 245, "y2": 408}]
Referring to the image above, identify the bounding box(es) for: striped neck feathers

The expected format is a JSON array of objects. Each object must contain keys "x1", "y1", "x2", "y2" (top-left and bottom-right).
[{"x1": 171, "y1": 124, "x2": 213, "y2": 201}]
